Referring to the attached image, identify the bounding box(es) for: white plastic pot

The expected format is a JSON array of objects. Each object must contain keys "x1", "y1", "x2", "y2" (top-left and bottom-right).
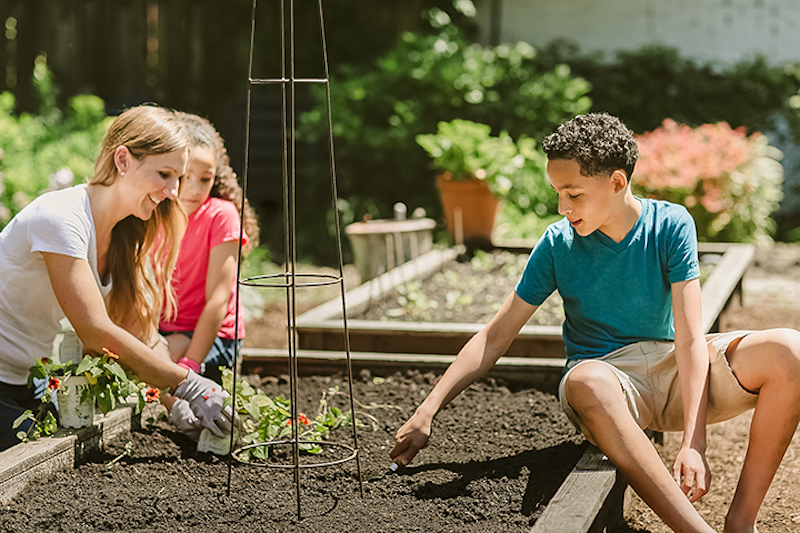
[{"x1": 57, "y1": 375, "x2": 95, "y2": 429}]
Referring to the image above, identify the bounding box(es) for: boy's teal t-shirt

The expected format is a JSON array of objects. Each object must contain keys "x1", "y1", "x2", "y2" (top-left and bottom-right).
[{"x1": 515, "y1": 198, "x2": 700, "y2": 362}]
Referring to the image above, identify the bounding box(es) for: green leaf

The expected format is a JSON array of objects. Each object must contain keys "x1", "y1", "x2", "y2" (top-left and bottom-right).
[
  {"x1": 75, "y1": 354, "x2": 97, "y2": 375},
  {"x1": 105, "y1": 361, "x2": 128, "y2": 383},
  {"x1": 12, "y1": 410, "x2": 34, "y2": 429}
]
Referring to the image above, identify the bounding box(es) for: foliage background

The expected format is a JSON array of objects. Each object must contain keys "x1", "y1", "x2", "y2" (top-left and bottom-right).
[{"x1": 4, "y1": 1, "x2": 800, "y2": 262}]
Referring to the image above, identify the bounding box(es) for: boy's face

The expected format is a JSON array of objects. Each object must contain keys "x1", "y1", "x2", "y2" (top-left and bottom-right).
[{"x1": 547, "y1": 159, "x2": 627, "y2": 238}]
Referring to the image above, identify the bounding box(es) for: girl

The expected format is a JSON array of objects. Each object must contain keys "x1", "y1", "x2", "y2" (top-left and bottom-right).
[
  {"x1": 0, "y1": 105, "x2": 232, "y2": 451},
  {"x1": 159, "y1": 112, "x2": 260, "y2": 386}
]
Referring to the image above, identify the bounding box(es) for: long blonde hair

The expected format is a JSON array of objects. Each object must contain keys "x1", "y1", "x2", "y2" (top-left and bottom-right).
[
  {"x1": 91, "y1": 105, "x2": 189, "y2": 340},
  {"x1": 175, "y1": 112, "x2": 260, "y2": 253}
]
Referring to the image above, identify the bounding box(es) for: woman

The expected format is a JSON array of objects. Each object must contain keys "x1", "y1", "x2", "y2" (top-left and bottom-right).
[{"x1": 0, "y1": 105, "x2": 231, "y2": 451}]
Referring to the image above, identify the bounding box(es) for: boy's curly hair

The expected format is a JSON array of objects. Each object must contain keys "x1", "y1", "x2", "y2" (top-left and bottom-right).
[{"x1": 542, "y1": 112, "x2": 638, "y2": 181}]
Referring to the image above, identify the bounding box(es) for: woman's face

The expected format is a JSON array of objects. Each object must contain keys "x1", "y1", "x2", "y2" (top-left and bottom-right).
[
  {"x1": 126, "y1": 149, "x2": 188, "y2": 221},
  {"x1": 178, "y1": 146, "x2": 216, "y2": 216}
]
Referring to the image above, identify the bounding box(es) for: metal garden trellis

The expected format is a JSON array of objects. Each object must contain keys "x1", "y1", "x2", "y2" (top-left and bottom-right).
[{"x1": 224, "y1": 0, "x2": 363, "y2": 519}]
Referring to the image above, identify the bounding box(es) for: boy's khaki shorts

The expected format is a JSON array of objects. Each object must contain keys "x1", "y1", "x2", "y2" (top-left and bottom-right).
[{"x1": 558, "y1": 331, "x2": 759, "y2": 442}]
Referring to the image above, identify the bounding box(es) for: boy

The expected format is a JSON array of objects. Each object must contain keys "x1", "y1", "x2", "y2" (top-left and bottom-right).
[{"x1": 390, "y1": 113, "x2": 800, "y2": 533}]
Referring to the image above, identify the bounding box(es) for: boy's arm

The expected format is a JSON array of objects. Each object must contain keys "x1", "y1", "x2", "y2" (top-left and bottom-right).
[
  {"x1": 671, "y1": 277, "x2": 711, "y2": 502},
  {"x1": 389, "y1": 291, "x2": 537, "y2": 467}
]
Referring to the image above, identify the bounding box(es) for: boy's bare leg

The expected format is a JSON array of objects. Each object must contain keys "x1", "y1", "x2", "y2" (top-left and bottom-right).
[
  {"x1": 723, "y1": 328, "x2": 800, "y2": 533},
  {"x1": 564, "y1": 361, "x2": 716, "y2": 533}
]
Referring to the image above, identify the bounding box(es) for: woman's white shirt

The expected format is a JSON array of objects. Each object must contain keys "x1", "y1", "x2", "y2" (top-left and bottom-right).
[{"x1": 0, "y1": 185, "x2": 112, "y2": 385}]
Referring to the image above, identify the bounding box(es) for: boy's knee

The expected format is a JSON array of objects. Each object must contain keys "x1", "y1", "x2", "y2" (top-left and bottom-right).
[
  {"x1": 563, "y1": 362, "x2": 620, "y2": 412},
  {"x1": 761, "y1": 328, "x2": 800, "y2": 364}
]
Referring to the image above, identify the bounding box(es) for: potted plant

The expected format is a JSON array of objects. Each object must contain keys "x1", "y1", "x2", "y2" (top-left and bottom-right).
[
  {"x1": 13, "y1": 348, "x2": 148, "y2": 440},
  {"x1": 416, "y1": 119, "x2": 545, "y2": 246}
]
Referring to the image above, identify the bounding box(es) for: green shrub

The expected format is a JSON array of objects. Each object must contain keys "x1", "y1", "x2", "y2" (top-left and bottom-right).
[
  {"x1": 535, "y1": 42, "x2": 800, "y2": 139},
  {"x1": 0, "y1": 58, "x2": 111, "y2": 228},
  {"x1": 634, "y1": 120, "x2": 783, "y2": 245},
  {"x1": 415, "y1": 119, "x2": 549, "y2": 200},
  {"x1": 298, "y1": 6, "x2": 589, "y2": 257}
]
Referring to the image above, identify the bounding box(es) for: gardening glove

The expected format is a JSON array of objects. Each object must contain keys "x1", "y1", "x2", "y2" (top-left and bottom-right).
[
  {"x1": 167, "y1": 398, "x2": 203, "y2": 442},
  {"x1": 173, "y1": 369, "x2": 233, "y2": 438}
]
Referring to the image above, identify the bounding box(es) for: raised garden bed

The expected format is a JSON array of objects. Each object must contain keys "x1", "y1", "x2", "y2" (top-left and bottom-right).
[
  {"x1": 286, "y1": 243, "x2": 753, "y2": 368},
  {"x1": 0, "y1": 371, "x2": 587, "y2": 533},
  {"x1": 0, "y1": 405, "x2": 138, "y2": 505}
]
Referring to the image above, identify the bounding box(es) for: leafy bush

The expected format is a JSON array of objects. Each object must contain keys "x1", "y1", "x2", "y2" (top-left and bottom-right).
[
  {"x1": 298, "y1": 6, "x2": 589, "y2": 254},
  {"x1": 634, "y1": 120, "x2": 784, "y2": 245},
  {"x1": 536, "y1": 42, "x2": 800, "y2": 139},
  {"x1": 416, "y1": 119, "x2": 548, "y2": 199},
  {"x1": 15, "y1": 349, "x2": 147, "y2": 442},
  {"x1": 0, "y1": 58, "x2": 111, "y2": 228}
]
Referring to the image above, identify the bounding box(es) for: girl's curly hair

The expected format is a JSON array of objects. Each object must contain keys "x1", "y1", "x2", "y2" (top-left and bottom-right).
[
  {"x1": 542, "y1": 112, "x2": 639, "y2": 181},
  {"x1": 176, "y1": 112, "x2": 260, "y2": 253}
]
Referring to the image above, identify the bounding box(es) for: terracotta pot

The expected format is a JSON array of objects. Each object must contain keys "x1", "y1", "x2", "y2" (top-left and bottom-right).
[{"x1": 436, "y1": 172, "x2": 500, "y2": 245}]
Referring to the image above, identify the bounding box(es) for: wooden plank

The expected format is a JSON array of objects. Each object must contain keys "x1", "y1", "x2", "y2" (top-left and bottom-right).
[
  {"x1": 241, "y1": 348, "x2": 564, "y2": 391},
  {"x1": 701, "y1": 244, "x2": 754, "y2": 333},
  {"x1": 295, "y1": 247, "x2": 460, "y2": 323},
  {"x1": 0, "y1": 405, "x2": 137, "y2": 505},
  {"x1": 242, "y1": 347, "x2": 564, "y2": 368},
  {"x1": 0, "y1": 436, "x2": 76, "y2": 505},
  {"x1": 530, "y1": 445, "x2": 624, "y2": 533}
]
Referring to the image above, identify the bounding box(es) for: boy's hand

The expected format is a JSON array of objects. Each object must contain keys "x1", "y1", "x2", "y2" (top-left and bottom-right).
[
  {"x1": 389, "y1": 412, "x2": 432, "y2": 467},
  {"x1": 672, "y1": 446, "x2": 711, "y2": 503}
]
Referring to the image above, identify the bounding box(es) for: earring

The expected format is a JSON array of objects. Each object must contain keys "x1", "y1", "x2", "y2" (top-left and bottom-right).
[{"x1": 120, "y1": 172, "x2": 125, "y2": 177}]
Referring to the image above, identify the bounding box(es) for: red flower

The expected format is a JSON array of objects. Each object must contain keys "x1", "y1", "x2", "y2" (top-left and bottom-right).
[
  {"x1": 48, "y1": 377, "x2": 61, "y2": 391},
  {"x1": 289, "y1": 414, "x2": 311, "y2": 426},
  {"x1": 145, "y1": 388, "x2": 160, "y2": 403},
  {"x1": 41, "y1": 357, "x2": 51, "y2": 364}
]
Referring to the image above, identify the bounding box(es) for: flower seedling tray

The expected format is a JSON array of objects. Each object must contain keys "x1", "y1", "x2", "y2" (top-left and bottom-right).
[{"x1": 0, "y1": 404, "x2": 138, "y2": 504}]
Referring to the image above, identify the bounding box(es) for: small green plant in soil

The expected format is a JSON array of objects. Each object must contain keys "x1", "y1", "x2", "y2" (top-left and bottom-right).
[
  {"x1": 373, "y1": 250, "x2": 563, "y2": 324},
  {"x1": 13, "y1": 349, "x2": 148, "y2": 442},
  {"x1": 221, "y1": 368, "x2": 378, "y2": 462}
]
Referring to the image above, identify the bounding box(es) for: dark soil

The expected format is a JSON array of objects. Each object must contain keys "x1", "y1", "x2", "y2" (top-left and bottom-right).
[{"x1": 1, "y1": 371, "x2": 585, "y2": 533}]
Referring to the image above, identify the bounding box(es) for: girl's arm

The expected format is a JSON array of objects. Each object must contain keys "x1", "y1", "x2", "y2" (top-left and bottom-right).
[
  {"x1": 671, "y1": 277, "x2": 711, "y2": 502},
  {"x1": 180, "y1": 239, "x2": 239, "y2": 368}
]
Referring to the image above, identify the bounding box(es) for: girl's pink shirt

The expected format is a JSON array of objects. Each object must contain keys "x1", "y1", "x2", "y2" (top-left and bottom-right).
[{"x1": 159, "y1": 197, "x2": 248, "y2": 338}]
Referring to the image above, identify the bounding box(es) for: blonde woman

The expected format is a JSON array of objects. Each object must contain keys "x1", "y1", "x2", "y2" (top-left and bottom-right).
[{"x1": 0, "y1": 105, "x2": 232, "y2": 451}]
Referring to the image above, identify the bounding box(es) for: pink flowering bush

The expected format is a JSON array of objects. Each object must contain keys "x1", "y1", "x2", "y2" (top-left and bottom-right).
[{"x1": 634, "y1": 119, "x2": 783, "y2": 244}]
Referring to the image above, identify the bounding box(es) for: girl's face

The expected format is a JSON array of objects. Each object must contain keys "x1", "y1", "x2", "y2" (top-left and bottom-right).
[{"x1": 178, "y1": 146, "x2": 217, "y2": 216}]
